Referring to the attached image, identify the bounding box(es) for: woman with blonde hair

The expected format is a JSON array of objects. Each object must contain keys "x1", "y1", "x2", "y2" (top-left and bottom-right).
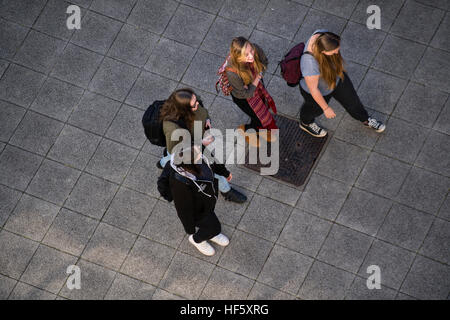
[
  {"x1": 299, "y1": 30, "x2": 385, "y2": 137},
  {"x1": 220, "y1": 37, "x2": 278, "y2": 146}
]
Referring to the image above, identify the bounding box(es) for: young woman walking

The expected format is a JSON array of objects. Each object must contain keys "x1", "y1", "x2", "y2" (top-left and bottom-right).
[
  {"x1": 222, "y1": 37, "x2": 278, "y2": 147},
  {"x1": 157, "y1": 145, "x2": 229, "y2": 256},
  {"x1": 158, "y1": 88, "x2": 247, "y2": 203},
  {"x1": 299, "y1": 30, "x2": 385, "y2": 137}
]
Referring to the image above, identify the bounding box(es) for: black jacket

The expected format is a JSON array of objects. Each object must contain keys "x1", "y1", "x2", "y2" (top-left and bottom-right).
[{"x1": 157, "y1": 155, "x2": 230, "y2": 234}]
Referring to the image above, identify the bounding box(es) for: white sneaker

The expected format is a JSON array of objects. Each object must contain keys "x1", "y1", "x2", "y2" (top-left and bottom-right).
[
  {"x1": 209, "y1": 233, "x2": 230, "y2": 247},
  {"x1": 189, "y1": 235, "x2": 215, "y2": 256}
]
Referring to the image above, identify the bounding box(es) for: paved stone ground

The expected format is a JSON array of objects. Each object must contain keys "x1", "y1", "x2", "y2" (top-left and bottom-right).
[{"x1": 0, "y1": 0, "x2": 449, "y2": 300}]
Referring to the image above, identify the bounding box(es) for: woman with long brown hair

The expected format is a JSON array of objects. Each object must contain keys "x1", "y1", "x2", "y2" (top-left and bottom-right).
[
  {"x1": 221, "y1": 37, "x2": 278, "y2": 146},
  {"x1": 158, "y1": 88, "x2": 247, "y2": 204},
  {"x1": 299, "y1": 30, "x2": 385, "y2": 137}
]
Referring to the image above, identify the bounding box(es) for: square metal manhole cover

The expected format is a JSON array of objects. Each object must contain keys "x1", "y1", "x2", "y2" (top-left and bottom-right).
[{"x1": 243, "y1": 114, "x2": 328, "y2": 187}]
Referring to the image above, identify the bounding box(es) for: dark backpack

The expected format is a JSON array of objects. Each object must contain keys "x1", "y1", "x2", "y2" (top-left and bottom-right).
[
  {"x1": 142, "y1": 100, "x2": 192, "y2": 147},
  {"x1": 279, "y1": 42, "x2": 311, "y2": 87},
  {"x1": 142, "y1": 100, "x2": 166, "y2": 147}
]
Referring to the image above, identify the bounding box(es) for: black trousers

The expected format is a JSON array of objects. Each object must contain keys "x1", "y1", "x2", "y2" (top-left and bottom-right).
[
  {"x1": 231, "y1": 94, "x2": 262, "y2": 131},
  {"x1": 191, "y1": 211, "x2": 221, "y2": 243},
  {"x1": 299, "y1": 72, "x2": 369, "y2": 124}
]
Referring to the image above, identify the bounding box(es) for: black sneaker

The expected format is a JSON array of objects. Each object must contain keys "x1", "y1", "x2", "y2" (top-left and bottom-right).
[
  {"x1": 156, "y1": 160, "x2": 163, "y2": 169},
  {"x1": 365, "y1": 117, "x2": 386, "y2": 133},
  {"x1": 299, "y1": 121, "x2": 327, "y2": 137},
  {"x1": 221, "y1": 188, "x2": 247, "y2": 203}
]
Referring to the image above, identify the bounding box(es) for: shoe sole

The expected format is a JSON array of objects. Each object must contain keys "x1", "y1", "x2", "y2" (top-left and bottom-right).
[{"x1": 299, "y1": 124, "x2": 327, "y2": 138}]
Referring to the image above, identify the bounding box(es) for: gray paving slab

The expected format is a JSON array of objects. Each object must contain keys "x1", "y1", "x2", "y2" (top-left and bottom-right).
[
  {"x1": 434, "y1": 98, "x2": 450, "y2": 135},
  {"x1": 103, "y1": 186, "x2": 157, "y2": 234},
  {"x1": 70, "y1": 11, "x2": 122, "y2": 55},
  {"x1": 26, "y1": 158, "x2": 81, "y2": 206},
  {"x1": 0, "y1": 19, "x2": 29, "y2": 59},
  {"x1": 257, "y1": 245, "x2": 313, "y2": 295},
  {"x1": 120, "y1": 236, "x2": 175, "y2": 285},
  {"x1": 415, "y1": 130, "x2": 450, "y2": 177},
  {"x1": 419, "y1": 218, "x2": 450, "y2": 264},
  {"x1": 219, "y1": 0, "x2": 269, "y2": 28},
  {"x1": 257, "y1": 0, "x2": 308, "y2": 40},
  {"x1": 298, "y1": 260, "x2": 355, "y2": 300},
  {"x1": 377, "y1": 203, "x2": 434, "y2": 251},
  {"x1": 59, "y1": 259, "x2": 116, "y2": 300},
  {"x1": 336, "y1": 187, "x2": 392, "y2": 236},
  {"x1": 0, "y1": 274, "x2": 17, "y2": 299},
  {"x1": 315, "y1": 137, "x2": 370, "y2": 184},
  {"x1": 247, "y1": 282, "x2": 296, "y2": 300},
  {"x1": 393, "y1": 82, "x2": 448, "y2": 128},
  {"x1": 30, "y1": 77, "x2": 84, "y2": 122},
  {"x1": 33, "y1": 0, "x2": 78, "y2": 40},
  {"x1": 200, "y1": 266, "x2": 254, "y2": 300},
  {"x1": 317, "y1": 224, "x2": 373, "y2": 273},
  {"x1": 372, "y1": 34, "x2": 426, "y2": 80},
  {"x1": 201, "y1": 16, "x2": 252, "y2": 58},
  {"x1": 68, "y1": 91, "x2": 122, "y2": 136},
  {"x1": 151, "y1": 288, "x2": 185, "y2": 300},
  {"x1": 159, "y1": 252, "x2": 215, "y2": 299},
  {"x1": 89, "y1": 57, "x2": 140, "y2": 102},
  {"x1": 297, "y1": 173, "x2": 351, "y2": 220},
  {"x1": 145, "y1": 38, "x2": 196, "y2": 81},
  {"x1": 10, "y1": 111, "x2": 64, "y2": 156},
  {"x1": 294, "y1": 8, "x2": 347, "y2": 44},
  {"x1": 390, "y1": 0, "x2": 445, "y2": 44},
  {"x1": 20, "y1": 245, "x2": 77, "y2": 294},
  {"x1": 140, "y1": 200, "x2": 184, "y2": 249},
  {"x1": 13, "y1": 30, "x2": 66, "y2": 74},
  {"x1": 396, "y1": 166, "x2": 450, "y2": 215},
  {"x1": 9, "y1": 282, "x2": 56, "y2": 300},
  {"x1": 127, "y1": 0, "x2": 178, "y2": 35},
  {"x1": 0, "y1": 59, "x2": 8, "y2": 78},
  {"x1": 312, "y1": 0, "x2": 358, "y2": 19},
  {"x1": 0, "y1": 0, "x2": 47, "y2": 27},
  {"x1": 125, "y1": 71, "x2": 178, "y2": 110},
  {"x1": 48, "y1": 125, "x2": 102, "y2": 170},
  {"x1": 82, "y1": 222, "x2": 137, "y2": 271},
  {"x1": 350, "y1": 0, "x2": 405, "y2": 32},
  {"x1": 85, "y1": 138, "x2": 139, "y2": 184},
  {"x1": 356, "y1": 152, "x2": 411, "y2": 198},
  {"x1": 181, "y1": 0, "x2": 224, "y2": 14},
  {"x1": 0, "y1": 100, "x2": 26, "y2": 143},
  {"x1": 374, "y1": 117, "x2": 429, "y2": 164},
  {"x1": 358, "y1": 69, "x2": 408, "y2": 115},
  {"x1": 123, "y1": 152, "x2": 162, "y2": 198},
  {"x1": 4, "y1": 194, "x2": 60, "y2": 242},
  {"x1": 0, "y1": 230, "x2": 39, "y2": 279},
  {"x1": 164, "y1": 4, "x2": 214, "y2": 48},
  {"x1": 414, "y1": 47, "x2": 450, "y2": 93},
  {"x1": 218, "y1": 230, "x2": 273, "y2": 279},
  {"x1": 104, "y1": 273, "x2": 156, "y2": 300},
  {"x1": 0, "y1": 185, "x2": 21, "y2": 228},
  {"x1": 0, "y1": 145, "x2": 42, "y2": 191},
  {"x1": 400, "y1": 255, "x2": 450, "y2": 300},
  {"x1": 431, "y1": 11, "x2": 450, "y2": 51},
  {"x1": 51, "y1": 44, "x2": 104, "y2": 88},
  {"x1": 90, "y1": 0, "x2": 138, "y2": 22},
  {"x1": 256, "y1": 177, "x2": 302, "y2": 207},
  {"x1": 438, "y1": 195, "x2": 450, "y2": 221},
  {"x1": 266, "y1": 75, "x2": 303, "y2": 118},
  {"x1": 42, "y1": 208, "x2": 98, "y2": 256},
  {"x1": 0, "y1": 64, "x2": 46, "y2": 108},
  {"x1": 345, "y1": 276, "x2": 397, "y2": 300},
  {"x1": 278, "y1": 208, "x2": 332, "y2": 257},
  {"x1": 64, "y1": 173, "x2": 118, "y2": 219},
  {"x1": 357, "y1": 239, "x2": 415, "y2": 290},
  {"x1": 238, "y1": 194, "x2": 292, "y2": 242}
]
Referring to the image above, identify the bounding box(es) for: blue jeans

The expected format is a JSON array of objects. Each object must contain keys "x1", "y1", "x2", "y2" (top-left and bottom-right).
[{"x1": 160, "y1": 154, "x2": 231, "y2": 193}]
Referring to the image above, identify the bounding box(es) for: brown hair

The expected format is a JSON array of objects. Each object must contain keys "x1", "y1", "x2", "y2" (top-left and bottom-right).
[
  {"x1": 174, "y1": 144, "x2": 202, "y2": 176},
  {"x1": 160, "y1": 88, "x2": 196, "y2": 129},
  {"x1": 229, "y1": 37, "x2": 266, "y2": 86},
  {"x1": 312, "y1": 32, "x2": 345, "y2": 90}
]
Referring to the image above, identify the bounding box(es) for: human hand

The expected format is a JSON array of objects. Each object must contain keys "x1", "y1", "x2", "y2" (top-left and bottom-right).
[
  {"x1": 226, "y1": 173, "x2": 232, "y2": 182},
  {"x1": 324, "y1": 107, "x2": 336, "y2": 119},
  {"x1": 205, "y1": 119, "x2": 211, "y2": 129}
]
